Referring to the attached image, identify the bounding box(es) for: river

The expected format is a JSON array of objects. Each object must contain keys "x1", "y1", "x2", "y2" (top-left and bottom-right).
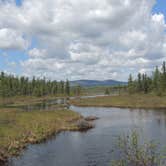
[{"x1": 8, "y1": 104, "x2": 166, "y2": 166}]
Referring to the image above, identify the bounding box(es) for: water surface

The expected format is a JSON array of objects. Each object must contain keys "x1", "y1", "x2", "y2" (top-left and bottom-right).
[
  {"x1": 9, "y1": 106, "x2": 166, "y2": 166},
  {"x1": 1, "y1": 98, "x2": 68, "y2": 111}
]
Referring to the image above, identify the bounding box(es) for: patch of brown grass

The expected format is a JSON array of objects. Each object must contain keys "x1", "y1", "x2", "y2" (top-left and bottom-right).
[
  {"x1": 70, "y1": 94, "x2": 166, "y2": 109},
  {"x1": 0, "y1": 109, "x2": 81, "y2": 162}
]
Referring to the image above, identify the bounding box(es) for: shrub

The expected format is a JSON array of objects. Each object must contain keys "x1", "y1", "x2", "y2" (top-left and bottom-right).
[{"x1": 111, "y1": 131, "x2": 166, "y2": 166}]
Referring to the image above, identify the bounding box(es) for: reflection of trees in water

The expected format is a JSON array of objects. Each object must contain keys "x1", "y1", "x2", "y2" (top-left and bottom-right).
[
  {"x1": 128, "y1": 108, "x2": 166, "y2": 128},
  {"x1": 157, "y1": 118, "x2": 161, "y2": 126}
]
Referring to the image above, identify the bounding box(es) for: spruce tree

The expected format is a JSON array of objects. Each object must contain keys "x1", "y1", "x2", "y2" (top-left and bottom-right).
[
  {"x1": 65, "y1": 80, "x2": 70, "y2": 96},
  {"x1": 161, "y1": 61, "x2": 166, "y2": 91},
  {"x1": 137, "y1": 73, "x2": 142, "y2": 92},
  {"x1": 128, "y1": 74, "x2": 134, "y2": 94},
  {"x1": 152, "y1": 66, "x2": 160, "y2": 92}
]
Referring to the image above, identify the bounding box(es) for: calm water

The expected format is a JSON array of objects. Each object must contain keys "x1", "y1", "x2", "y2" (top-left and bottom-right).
[
  {"x1": 17, "y1": 98, "x2": 69, "y2": 111},
  {"x1": 9, "y1": 106, "x2": 166, "y2": 166},
  {"x1": 1, "y1": 98, "x2": 68, "y2": 111}
]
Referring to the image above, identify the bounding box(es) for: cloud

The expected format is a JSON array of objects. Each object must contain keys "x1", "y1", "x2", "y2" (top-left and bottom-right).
[
  {"x1": 0, "y1": 0, "x2": 166, "y2": 80},
  {"x1": 28, "y1": 48, "x2": 47, "y2": 58},
  {"x1": 0, "y1": 28, "x2": 28, "y2": 50}
]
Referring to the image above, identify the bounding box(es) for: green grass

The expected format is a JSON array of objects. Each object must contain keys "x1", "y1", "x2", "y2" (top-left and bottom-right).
[
  {"x1": 81, "y1": 86, "x2": 110, "y2": 95},
  {"x1": 78, "y1": 86, "x2": 126, "y2": 96},
  {"x1": 0, "y1": 108, "x2": 81, "y2": 162},
  {"x1": 70, "y1": 94, "x2": 166, "y2": 109}
]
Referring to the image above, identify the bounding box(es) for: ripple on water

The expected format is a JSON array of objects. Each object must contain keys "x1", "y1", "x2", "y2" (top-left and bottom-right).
[{"x1": 10, "y1": 106, "x2": 166, "y2": 166}]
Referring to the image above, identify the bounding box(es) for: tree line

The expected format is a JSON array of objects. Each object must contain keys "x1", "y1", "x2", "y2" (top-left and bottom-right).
[
  {"x1": 128, "y1": 61, "x2": 166, "y2": 95},
  {"x1": 0, "y1": 72, "x2": 70, "y2": 97},
  {"x1": 105, "y1": 85, "x2": 127, "y2": 95}
]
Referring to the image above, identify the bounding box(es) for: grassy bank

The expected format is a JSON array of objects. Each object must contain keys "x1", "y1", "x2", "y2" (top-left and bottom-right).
[
  {"x1": 0, "y1": 95, "x2": 65, "y2": 106},
  {"x1": 70, "y1": 94, "x2": 166, "y2": 109},
  {"x1": 0, "y1": 108, "x2": 82, "y2": 163}
]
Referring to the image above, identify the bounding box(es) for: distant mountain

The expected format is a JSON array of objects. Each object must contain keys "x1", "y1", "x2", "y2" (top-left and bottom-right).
[{"x1": 70, "y1": 79, "x2": 127, "y2": 87}]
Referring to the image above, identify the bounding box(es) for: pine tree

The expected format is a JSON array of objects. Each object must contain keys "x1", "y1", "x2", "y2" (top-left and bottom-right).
[
  {"x1": 65, "y1": 80, "x2": 70, "y2": 96},
  {"x1": 137, "y1": 73, "x2": 142, "y2": 92},
  {"x1": 152, "y1": 66, "x2": 160, "y2": 92},
  {"x1": 128, "y1": 74, "x2": 134, "y2": 94},
  {"x1": 0, "y1": 72, "x2": 71, "y2": 97},
  {"x1": 161, "y1": 61, "x2": 166, "y2": 91},
  {"x1": 59, "y1": 81, "x2": 64, "y2": 94}
]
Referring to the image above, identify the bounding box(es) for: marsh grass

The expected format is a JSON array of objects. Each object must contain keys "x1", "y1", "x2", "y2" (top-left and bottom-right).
[
  {"x1": 111, "y1": 131, "x2": 166, "y2": 166},
  {"x1": 71, "y1": 94, "x2": 166, "y2": 109},
  {"x1": 0, "y1": 95, "x2": 66, "y2": 106},
  {"x1": 0, "y1": 109, "x2": 81, "y2": 162}
]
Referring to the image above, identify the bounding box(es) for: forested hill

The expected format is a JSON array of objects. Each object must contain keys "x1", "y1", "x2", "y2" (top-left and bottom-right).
[{"x1": 70, "y1": 80, "x2": 127, "y2": 87}]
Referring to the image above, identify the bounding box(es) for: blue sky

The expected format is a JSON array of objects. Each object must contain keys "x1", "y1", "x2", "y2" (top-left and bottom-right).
[
  {"x1": 153, "y1": 0, "x2": 166, "y2": 20},
  {"x1": 15, "y1": 0, "x2": 22, "y2": 6},
  {"x1": 0, "y1": 0, "x2": 166, "y2": 80}
]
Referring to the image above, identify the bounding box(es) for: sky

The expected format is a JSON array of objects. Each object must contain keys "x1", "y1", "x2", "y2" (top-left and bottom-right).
[{"x1": 0, "y1": 0, "x2": 166, "y2": 81}]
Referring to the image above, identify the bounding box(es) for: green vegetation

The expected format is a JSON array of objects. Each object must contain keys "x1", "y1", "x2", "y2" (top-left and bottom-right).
[
  {"x1": 0, "y1": 95, "x2": 66, "y2": 106},
  {"x1": 72, "y1": 85, "x2": 82, "y2": 96},
  {"x1": 105, "y1": 85, "x2": 127, "y2": 96},
  {"x1": 70, "y1": 94, "x2": 166, "y2": 109},
  {"x1": 1, "y1": 61, "x2": 166, "y2": 164},
  {"x1": 0, "y1": 109, "x2": 81, "y2": 163},
  {"x1": 0, "y1": 72, "x2": 71, "y2": 98},
  {"x1": 105, "y1": 88, "x2": 110, "y2": 95},
  {"x1": 71, "y1": 62, "x2": 166, "y2": 109},
  {"x1": 73, "y1": 85, "x2": 127, "y2": 96},
  {"x1": 128, "y1": 62, "x2": 166, "y2": 95},
  {"x1": 111, "y1": 131, "x2": 166, "y2": 166}
]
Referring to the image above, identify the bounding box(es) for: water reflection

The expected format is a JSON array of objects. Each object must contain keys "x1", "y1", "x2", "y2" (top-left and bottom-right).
[
  {"x1": 1, "y1": 98, "x2": 70, "y2": 111},
  {"x1": 9, "y1": 106, "x2": 166, "y2": 166}
]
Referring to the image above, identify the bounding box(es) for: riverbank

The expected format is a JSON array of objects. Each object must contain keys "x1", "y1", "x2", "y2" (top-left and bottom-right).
[
  {"x1": 70, "y1": 94, "x2": 166, "y2": 109},
  {"x1": 0, "y1": 96, "x2": 66, "y2": 106},
  {"x1": 0, "y1": 108, "x2": 89, "y2": 164}
]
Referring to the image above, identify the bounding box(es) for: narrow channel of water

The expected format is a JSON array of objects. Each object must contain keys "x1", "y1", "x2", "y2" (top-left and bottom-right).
[
  {"x1": 0, "y1": 98, "x2": 69, "y2": 111},
  {"x1": 9, "y1": 106, "x2": 166, "y2": 166}
]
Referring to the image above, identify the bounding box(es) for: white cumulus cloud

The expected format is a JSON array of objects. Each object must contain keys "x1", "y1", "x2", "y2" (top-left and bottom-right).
[
  {"x1": 0, "y1": 28, "x2": 28, "y2": 50},
  {"x1": 0, "y1": 0, "x2": 165, "y2": 80}
]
